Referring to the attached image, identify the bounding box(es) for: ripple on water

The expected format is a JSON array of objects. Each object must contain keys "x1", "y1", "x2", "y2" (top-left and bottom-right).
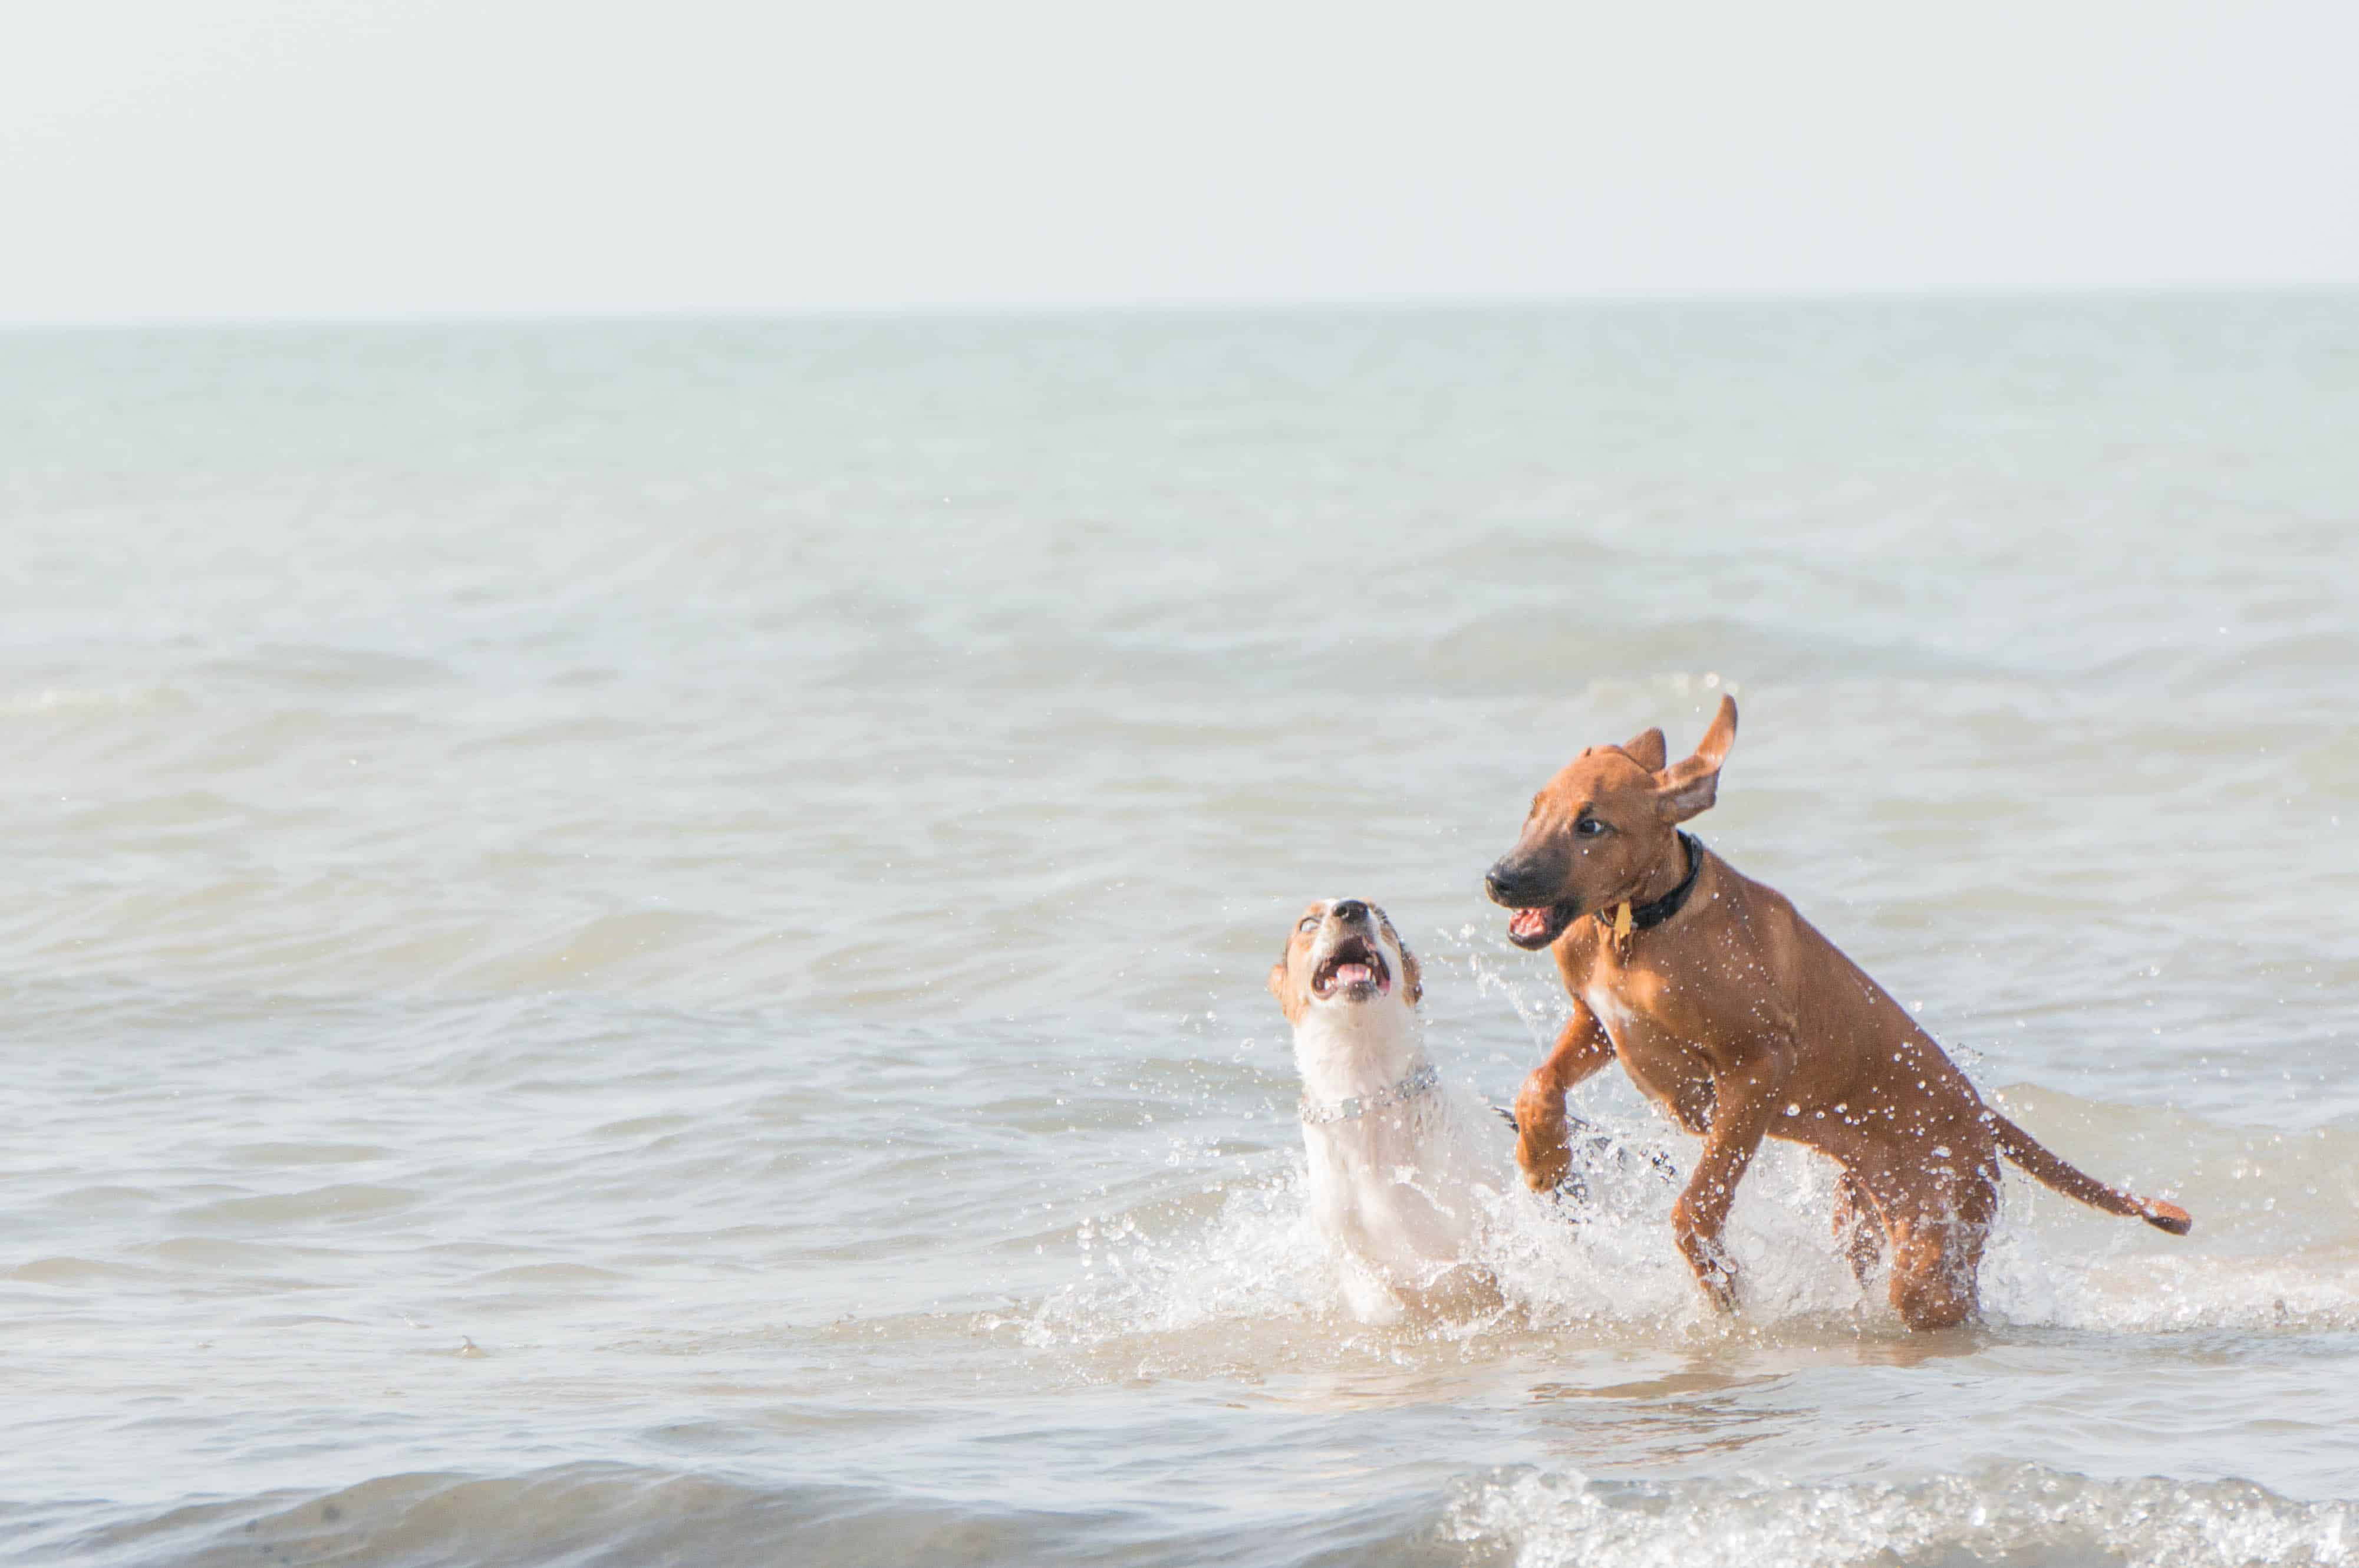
[
  {"x1": 173, "y1": 1185, "x2": 424, "y2": 1228},
  {"x1": 5, "y1": 1255, "x2": 157, "y2": 1286},
  {"x1": 217, "y1": 1143, "x2": 396, "y2": 1167},
  {"x1": 59, "y1": 1467, "x2": 1161, "y2": 1568}
]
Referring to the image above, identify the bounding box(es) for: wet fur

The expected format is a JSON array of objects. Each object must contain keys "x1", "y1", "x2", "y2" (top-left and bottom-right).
[
  {"x1": 1486, "y1": 697, "x2": 2190, "y2": 1330},
  {"x1": 1270, "y1": 899, "x2": 1503, "y2": 1323}
]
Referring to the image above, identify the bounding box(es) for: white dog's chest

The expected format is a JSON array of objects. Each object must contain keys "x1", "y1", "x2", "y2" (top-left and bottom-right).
[{"x1": 1302, "y1": 1098, "x2": 1488, "y2": 1269}]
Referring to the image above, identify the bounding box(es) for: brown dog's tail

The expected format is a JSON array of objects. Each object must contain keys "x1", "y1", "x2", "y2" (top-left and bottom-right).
[{"x1": 1987, "y1": 1111, "x2": 2192, "y2": 1234}]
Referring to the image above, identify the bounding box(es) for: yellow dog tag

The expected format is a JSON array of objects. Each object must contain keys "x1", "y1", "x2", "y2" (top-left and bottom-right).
[{"x1": 1613, "y1": 902, "x2": 1633, "y2": 940}]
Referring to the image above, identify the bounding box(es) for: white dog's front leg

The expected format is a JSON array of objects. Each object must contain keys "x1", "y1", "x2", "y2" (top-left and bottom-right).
[{"x1": 1336, "y1": 1251, "x2": 1405, "y2": 1325}]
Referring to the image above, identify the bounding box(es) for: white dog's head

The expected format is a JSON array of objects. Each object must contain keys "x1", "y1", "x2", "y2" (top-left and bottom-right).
[{"x1": 1266, "y1": 897, "x2": 1423, "y2": 1026}]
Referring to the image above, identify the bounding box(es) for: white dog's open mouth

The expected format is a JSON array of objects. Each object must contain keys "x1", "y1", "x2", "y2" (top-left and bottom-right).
[{"x1": 1312, "y1": 937, "x2": 1391, "y2": 1000}]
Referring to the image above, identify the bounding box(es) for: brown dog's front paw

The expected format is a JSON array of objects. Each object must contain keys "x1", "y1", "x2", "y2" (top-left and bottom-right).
[
  {"x1": 1518, "y1": 1131, "x2": 1571, "y2": 1193},
  {"x1": 1513, "y1": 1076, "x2": 1571, "y2": 1191}
]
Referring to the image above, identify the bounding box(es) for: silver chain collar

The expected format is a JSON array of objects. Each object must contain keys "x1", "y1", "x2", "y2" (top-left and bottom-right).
[{"x1": 1297, "y1": 1063, "x2": 1441, "y2": 1126}]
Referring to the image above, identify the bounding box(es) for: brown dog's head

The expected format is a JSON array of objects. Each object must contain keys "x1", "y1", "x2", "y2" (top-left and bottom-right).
[
  {"x1": 1267, "y1": 898, "x2": 1424, "y2": 1026},
  {"x1": 1483, "y1": 696, "x2": 1737, "y2": 950}
]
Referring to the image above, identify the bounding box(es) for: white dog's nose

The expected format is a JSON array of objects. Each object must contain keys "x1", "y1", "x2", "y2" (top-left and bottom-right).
[{"x1": 1332, "y1": 899, "x2": 1370, "y2": 923}]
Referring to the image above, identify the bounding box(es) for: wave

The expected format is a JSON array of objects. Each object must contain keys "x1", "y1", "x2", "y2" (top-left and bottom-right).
[
  {"x1": 35, "y1": 1458, "x2": 2351, "y2": 1568},
  {"x1": 39, "y1": 1462, "x2": 1449, "y2": 1568},
  {"x1": 1449, "y1": 1463, "x2": 2357, "y2": 1568}
]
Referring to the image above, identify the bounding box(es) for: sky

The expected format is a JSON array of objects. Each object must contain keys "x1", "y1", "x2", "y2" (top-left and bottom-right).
[{"x1": 4, "y1": 1, "x2": 2357, "y2": 323}]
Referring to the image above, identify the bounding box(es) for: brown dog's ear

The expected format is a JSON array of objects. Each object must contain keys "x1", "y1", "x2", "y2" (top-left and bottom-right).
[
  {"x1": 1621, "y1": 726, "x2": 1668, "y2": 772},
  {"x1": 1654, "y1": 696, "x2": 1737, "y2": 822}
]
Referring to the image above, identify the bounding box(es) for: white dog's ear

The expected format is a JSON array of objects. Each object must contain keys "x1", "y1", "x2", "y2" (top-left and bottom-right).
[
  {"x1": 1374, "y1": 907, "x2": 1424, "y2": 1005},
  {"x1": 1268, "y1": 956, "x2": 1304, "y2": 1024}
]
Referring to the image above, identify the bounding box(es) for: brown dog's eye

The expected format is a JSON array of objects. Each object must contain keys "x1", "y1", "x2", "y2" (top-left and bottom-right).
[{"x1": 1576, "y1": 817, "x2": 1609, "y2": 838}]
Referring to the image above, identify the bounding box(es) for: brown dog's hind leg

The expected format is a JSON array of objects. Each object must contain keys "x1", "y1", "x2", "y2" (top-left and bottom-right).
[
  {"x1": 1669, "y1": 1065, "x2": 1786, "y2": 1315},
  {"x1": 1886, "y1": 1217, "x2": 1981, "y2": 1331},
  {"x1": 1882, "y1": 1165, "x2": 1997, "y2": 1332},
  {"x1": 1831, "y1": 1166, "x2": 1885, "y2": 1293}
]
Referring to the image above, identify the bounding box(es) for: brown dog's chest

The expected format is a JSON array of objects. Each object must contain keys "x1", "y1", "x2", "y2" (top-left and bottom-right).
[{"x1": 1563, "y1": 946, "x2": 1727, "y2": 1134}]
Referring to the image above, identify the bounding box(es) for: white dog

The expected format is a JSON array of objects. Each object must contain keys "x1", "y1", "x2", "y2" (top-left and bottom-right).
[{"x1": 1267, "y1": 897, "x2": 1506, "y2": 1322}]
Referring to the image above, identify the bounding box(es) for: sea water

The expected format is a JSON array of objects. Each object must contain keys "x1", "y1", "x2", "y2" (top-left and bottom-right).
[{"x1": 2, "y1": 300, "x2": 2356, "y2": 1566}]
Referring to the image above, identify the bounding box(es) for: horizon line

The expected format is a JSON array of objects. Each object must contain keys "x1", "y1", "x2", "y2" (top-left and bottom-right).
[{"x1": 5, "y1": 282, "x2": 2355, "y2": 334}]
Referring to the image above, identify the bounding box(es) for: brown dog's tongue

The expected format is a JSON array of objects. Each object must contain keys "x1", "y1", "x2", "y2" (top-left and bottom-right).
[{"x1": 1509, "y1": 909, "x2": 1548, "y2": 941}]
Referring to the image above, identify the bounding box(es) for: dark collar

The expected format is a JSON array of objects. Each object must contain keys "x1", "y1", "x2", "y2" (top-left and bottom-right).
[{"x1": 1603, "y1": 832, "x2": 1705, "y2": 935}]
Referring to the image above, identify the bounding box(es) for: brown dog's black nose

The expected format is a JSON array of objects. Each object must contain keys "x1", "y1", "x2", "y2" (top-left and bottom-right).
[
  {"x1": 1332, "y1": 898, "x2": 1370, "y2": 923},
  {"x1": 1485, "y1": 864, "x2": 1533, "y2": 906}
]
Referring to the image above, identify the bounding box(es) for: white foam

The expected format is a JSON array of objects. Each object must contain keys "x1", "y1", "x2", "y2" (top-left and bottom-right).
[
  {"x1": 1985, "y1": 1240, "x2": 2359, "y2": 1334},
  {"x1": 1022, "y1": 1169, "x2": 1340, "y2": 1347},
  {"x1": 1448, "y1": 1464, "x2": 2357, "y2": 1568}
]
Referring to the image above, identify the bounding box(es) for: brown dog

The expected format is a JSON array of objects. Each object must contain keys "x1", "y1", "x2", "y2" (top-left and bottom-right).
[{"x1": 1484, "y1": 696, "x2": 2189, "y2": 1330}]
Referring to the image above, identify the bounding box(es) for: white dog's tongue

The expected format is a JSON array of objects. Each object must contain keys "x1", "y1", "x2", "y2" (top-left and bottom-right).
[
  {"x1": 1509, "y1": 908, "x2": 1550, "y2": 941},
  {"x1": 1332, "y1": 962, "x2": 1373, "y2": 987}
]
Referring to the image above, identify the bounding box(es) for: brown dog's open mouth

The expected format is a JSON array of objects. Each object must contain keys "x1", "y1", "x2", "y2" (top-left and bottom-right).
[
  {"x1": 1506, "y1": 902, "x2": 1581, "y2": 950},
  {"x1": 1311, "y1": 937, "x2": 1391, "y2": 1000}
]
